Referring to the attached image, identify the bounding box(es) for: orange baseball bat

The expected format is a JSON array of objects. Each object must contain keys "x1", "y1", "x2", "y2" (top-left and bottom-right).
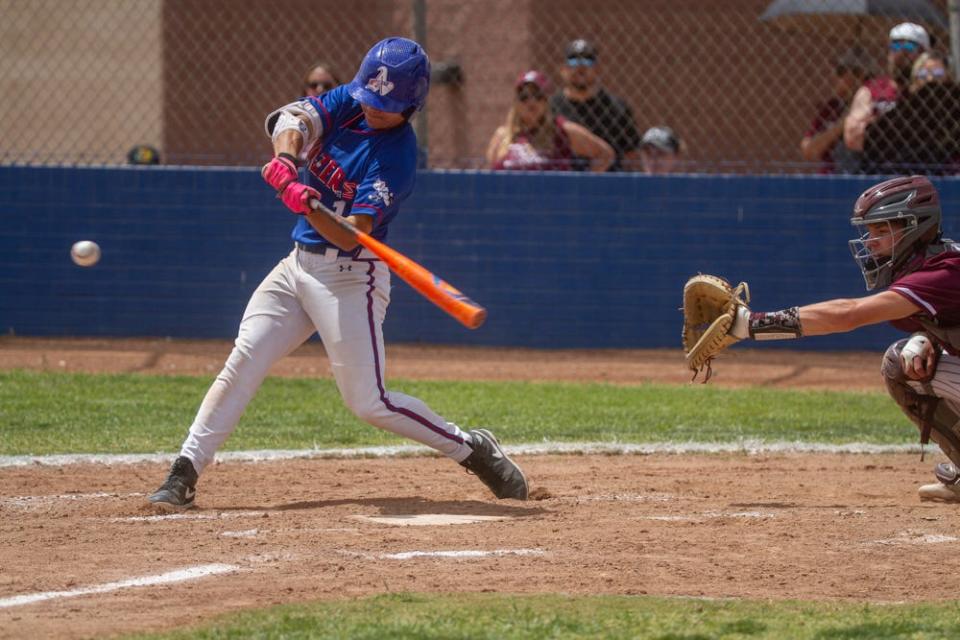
[{"x1": 307, "y1": 198, "x2": 487, "y2": 329}]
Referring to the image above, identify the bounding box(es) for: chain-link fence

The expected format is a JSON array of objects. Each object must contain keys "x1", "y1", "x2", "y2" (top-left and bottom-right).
[{"x1": 2, "y1": 0, "x2": 957, "y2": 174}]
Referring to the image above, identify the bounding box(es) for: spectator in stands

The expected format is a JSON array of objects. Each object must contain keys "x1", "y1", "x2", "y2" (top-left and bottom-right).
[
  {"x1": 862, "y1": 52, "x2": 960, "y2": 175},
  {"x1": 843, "y1": 22, "x2": 930, "y2": 162},
  {"x1": 486, "y1": 70, "x2": 614, "y2": 172},
  {"x1": 909, "y1": 52, "x2": 951, "y2": 93},
  {"x1": 549, "y1": 39, "x2": 640, "y2": 172},
  {"x1": 303, "y1": 62, "x2": 341, "y2": 98},
  {"x1": 638, "y1": 126, "x2": 683, "y2": 174},
  {"x1": 800, "y1": 48, "x2": 871, "y2": 174}
]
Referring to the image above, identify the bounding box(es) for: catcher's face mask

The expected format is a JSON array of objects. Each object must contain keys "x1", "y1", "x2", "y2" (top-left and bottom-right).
[{"x1": 849, "y1": 218, "x2": 913, "y2": 290}]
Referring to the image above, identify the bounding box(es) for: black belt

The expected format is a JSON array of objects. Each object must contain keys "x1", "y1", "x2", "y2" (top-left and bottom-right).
[{"x1": 296, "y1": 242, "x2": 359, "y2": 258}]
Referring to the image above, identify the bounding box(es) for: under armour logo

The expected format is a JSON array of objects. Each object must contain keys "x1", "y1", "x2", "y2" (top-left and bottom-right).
[
  {"x1": 339, "y1": 264, "x2": 352, "y2": 272},
  {"x1": 366, "y1": 66, "x2": 395, "y2": 96}
]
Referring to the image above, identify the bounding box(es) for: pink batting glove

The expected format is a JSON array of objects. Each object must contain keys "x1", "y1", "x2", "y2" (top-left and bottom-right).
[
  {"x1": 280, "y1": 182, "x2": 321, "y2": 215},
  {"x1": 261, "y1": 154, "x2": 298, "y2": 192}
]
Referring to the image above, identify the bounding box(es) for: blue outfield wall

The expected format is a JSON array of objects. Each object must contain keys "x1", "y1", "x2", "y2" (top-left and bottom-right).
[{"x1": 1, "y1": 166, "x2": 958, "y2": 351}]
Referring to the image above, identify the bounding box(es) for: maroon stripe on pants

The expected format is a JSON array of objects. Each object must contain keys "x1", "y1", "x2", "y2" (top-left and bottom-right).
[{"x1": 357, "y1": 259, "x2": 466, "y2": 445}]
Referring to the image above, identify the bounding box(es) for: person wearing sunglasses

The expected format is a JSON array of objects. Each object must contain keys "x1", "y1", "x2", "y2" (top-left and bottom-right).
[
  {"x1": 486, "y1": 70, "x2": 614, "y2": 172},
  {"x1": 843, "y1": 22, "x2": 930, "y2": 159},
  {"x1": 861, "y1": 50, "x2": 958, "y2": 174},
  {"x1": 548, "y1": 39, "x2": 640, "y2": 172},
  {"x1": 909, "y1": 53, "x2": 951, "y2": 93},
  {"x1": 302, "y1": 62, "x2": 341, "y2": 98}
]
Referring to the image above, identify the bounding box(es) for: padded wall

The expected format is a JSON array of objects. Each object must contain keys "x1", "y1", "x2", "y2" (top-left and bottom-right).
[{"x1": 2, "y1": 166, "x2": 957, "y2": 350}]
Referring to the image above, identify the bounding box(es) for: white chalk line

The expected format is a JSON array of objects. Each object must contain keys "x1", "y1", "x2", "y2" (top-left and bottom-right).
[
  {"x1": 565, "y1": 493, "x2": 676, "y2": 503},
  {"x1": 0, "y1": 440, "x2": 931, "y2": 469},
  {"x1": 639, "y1": 510, "x2": 777, "y2": 522},
  {"x1": 111, "y1": 510, "x2": 265, "y2": 523},
  {"x1": 1, "y1": 492, "x2": 144, "y2": 508},
  {"x1": 339, "y1": 548, "x2": 546, "y2": 561},
  {"x1": 0, "y1": 563, "x2": 238, "y2": 609},
  {"x1": 867, "y1": 531, "x2": 959, "y2": 546}
]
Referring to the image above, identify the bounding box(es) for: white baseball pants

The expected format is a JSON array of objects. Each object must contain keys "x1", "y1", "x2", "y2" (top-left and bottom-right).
[{"x1": 179, "y1": 247, "x2": 474, "y2": 474}]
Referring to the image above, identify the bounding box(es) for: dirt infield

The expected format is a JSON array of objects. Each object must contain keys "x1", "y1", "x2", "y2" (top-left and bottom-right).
[
  {"x1": 3, "y1": 337, "x2": 955, "y2": 639},
  {"x1": 3, "y1": 454, "x2": 958, "y2": 639}
]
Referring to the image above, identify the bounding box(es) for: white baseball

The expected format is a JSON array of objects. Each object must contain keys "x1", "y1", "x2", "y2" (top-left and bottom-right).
[
  {"x1": 70, "y1": 240, "x2": 101, "y2": 267},
  {"x1": 900, "y1": 334, "x2": 932, "y2": 366}
]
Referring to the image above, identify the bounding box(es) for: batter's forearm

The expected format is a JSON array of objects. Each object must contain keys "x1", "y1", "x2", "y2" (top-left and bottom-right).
[
  {"x1": 273, "y1": 129, "x2": 304, "y2": 157},
  {"x1": 304, "y1": 211, "x2": 360, "y2": 251}
]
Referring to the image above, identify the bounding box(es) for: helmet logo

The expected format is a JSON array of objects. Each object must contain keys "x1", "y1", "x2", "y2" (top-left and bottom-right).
[{"x1": 366, "y1": 66, "x2": 395, "y2": 96}]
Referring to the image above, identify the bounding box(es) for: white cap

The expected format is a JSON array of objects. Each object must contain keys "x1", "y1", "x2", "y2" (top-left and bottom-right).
[
  {"x1": 640, "y1": 126, "x2": 680, "y2": 153},
  {"x1": 889, "y1": 22, "x2": 930, "y2": 50}
]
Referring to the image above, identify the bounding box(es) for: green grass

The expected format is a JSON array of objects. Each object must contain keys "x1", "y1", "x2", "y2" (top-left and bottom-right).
[
  {"x1": 0, "y1": 369, "x2": 914, "y2": 456},
  {"x1": 134, "y1": 593, "x2": 960, "y2": 639}
]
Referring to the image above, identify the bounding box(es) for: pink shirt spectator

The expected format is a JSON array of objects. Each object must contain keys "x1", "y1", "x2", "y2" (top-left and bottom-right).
[
  {"x1": 866, "y1": 75, "x2": 900, "y2": 116},
  {"x1": 492, "y1": 115, "x2": 576, "y2": 171}
]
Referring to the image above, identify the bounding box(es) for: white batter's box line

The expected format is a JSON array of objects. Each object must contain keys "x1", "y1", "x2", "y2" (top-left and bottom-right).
[
  {"x1": 0, "y1": 440, "x2": 930, "y2": 469},
  {"x1": 337, "y1": 548, "x2": 546, "y2": 560},
  {"x1": 109, "y1": 510, "x2": 266, "y2": 523},
  {"x1": 1, "y1": 492, "x2": 143, "y2": 507},
  {"x1": 0, "y1": 563, "x2": 239, "y2": 610},
  {"x1": 866, "y1": 531, "x2": 960, "y2": 546}
]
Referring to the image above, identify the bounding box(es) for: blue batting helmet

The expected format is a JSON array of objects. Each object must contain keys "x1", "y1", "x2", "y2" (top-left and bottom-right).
[{"x1": 348, "y1": 37, "x2": 431, "y2": 113}]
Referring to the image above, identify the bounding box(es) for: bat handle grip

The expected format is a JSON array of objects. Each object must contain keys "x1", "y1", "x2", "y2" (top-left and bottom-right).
[{"x1": 308, "y1": 198, "x2": 322, "y2": 211}]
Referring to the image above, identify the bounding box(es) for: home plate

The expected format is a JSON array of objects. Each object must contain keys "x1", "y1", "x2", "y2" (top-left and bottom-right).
[{"x1": 350, "y1": 514, "x2": 510, "y2": 526}]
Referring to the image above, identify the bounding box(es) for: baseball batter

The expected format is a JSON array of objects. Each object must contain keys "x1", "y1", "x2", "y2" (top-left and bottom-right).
[
  {"x1": 148, "y1": 38, "x2": 528, "y2": 510},
  {"x1": 691, "y1": 176, "x2": 960, "y2": 501}
]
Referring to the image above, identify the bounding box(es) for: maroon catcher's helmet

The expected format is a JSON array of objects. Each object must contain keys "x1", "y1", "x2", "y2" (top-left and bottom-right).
[{"x1": 849, "y1": 175, "x2": 942, "y2": 290}]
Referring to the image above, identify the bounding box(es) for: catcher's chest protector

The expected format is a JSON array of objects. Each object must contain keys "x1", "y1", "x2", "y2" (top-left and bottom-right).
[{"x1": 917, "y1": 318, "x2": 960, "y2": 355}]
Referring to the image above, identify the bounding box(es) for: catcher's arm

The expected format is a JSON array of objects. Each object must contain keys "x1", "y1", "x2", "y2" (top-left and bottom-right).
[
  {"x1": 688, "y1": 279, "x2": 927, "y2": 382},
  {"x1": 794, "y1": 292, "x2": 919, "y2": 335}
]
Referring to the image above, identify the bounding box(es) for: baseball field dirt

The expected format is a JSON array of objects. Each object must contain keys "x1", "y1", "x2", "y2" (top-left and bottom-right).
[{"x1": 2, "y1": 337, "x2": 956, "y2": 639}]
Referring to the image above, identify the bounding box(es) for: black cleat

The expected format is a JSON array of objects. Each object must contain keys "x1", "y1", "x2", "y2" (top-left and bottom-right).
[
  {"x1": 460, "y1": 429, "x2": 529, "y2": 500},
  {"x1": 148, "y1": 456, "x2": 198, "y2": 511}
]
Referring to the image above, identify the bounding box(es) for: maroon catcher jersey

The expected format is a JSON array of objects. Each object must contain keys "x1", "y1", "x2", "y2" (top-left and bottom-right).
[{"x1": 889, "y1": 248, "x2": 960, "y2": 353}]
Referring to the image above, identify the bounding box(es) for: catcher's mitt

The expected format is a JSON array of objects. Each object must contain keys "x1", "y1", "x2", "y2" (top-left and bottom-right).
[{"x1": 682, "y1": 274, "x2": 750, "y2": 382}]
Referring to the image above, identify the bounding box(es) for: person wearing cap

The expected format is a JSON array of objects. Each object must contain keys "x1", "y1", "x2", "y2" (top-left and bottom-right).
[
  {"x1": 548, "y1": 39, "x2": 641, "y2": 172},
  {"x1": 843, "y1": 22, "x2": 930, "y2": 156},
  {"x1": 639, "y1": 126, "x2": 682, "y2": 174},
  {"x1": 800, "y1": 48, "x2": 871, "y2": 174},
  {"x1": 861, "y1": 51, "x2": 959, "y2": 174},
  {"x1": 486, "y1": 69, "x2": 614, "y2": 172}
]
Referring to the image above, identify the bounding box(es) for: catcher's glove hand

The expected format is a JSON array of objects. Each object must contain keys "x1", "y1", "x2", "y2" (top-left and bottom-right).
[{"x1": 682, "y1": 274, "x2": 750, "y2": 382}]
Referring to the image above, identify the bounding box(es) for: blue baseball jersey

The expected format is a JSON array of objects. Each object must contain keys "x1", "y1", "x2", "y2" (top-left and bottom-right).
[{"x1": 291, "y1": 85, "x2": 418, "y2": 248}]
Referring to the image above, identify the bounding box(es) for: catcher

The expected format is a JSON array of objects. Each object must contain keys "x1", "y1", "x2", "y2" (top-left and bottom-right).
[{"x1": 683, "y1": 175, "x2": 960, "y2": 502}]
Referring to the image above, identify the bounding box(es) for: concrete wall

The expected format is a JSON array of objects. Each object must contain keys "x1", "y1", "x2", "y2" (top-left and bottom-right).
[{"x1": 4, "y1": 166, "x2": 958, "y2": 350}]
